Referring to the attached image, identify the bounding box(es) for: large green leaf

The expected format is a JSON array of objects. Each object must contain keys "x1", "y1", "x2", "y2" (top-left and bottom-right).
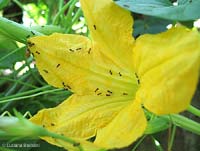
[
  {"x1": 133, "y1": 16, "x2": 171, "y2": 38},
  {"x1": 115, "y1": 0, "x2": 200, "y2": 21}
]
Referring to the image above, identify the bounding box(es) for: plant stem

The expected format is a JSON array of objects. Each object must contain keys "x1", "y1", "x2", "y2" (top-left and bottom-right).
[
  {"x1": 64, "y1": 0, "x2": 78, "y2": 29},
  {"x1": 168, "y1": 125, "x2": 176, "y2": 151},
  {"x1": 58, "y1": 0, "x2": 64, "y2": 11},
  {"x1": 0, "y1": 85, "x2": 51, "y2": 101},
  {"x1": 0, "y1": 77, "x2": 37, "y2": 89},
  {"x1": 0, "y1": 89, "x2": 64, "y2": 103},
  {"x1": 167, "y1": 114, "x2": 200, "y2": 135},
  {"x1": 0, "y1": 17, "x2": 42, "y2": 43},
  {"x1": 131, "y1": 135, "x2": 146, "y2": 151},
  {"x1": 53, "y1": 0, "x2": 74, "y2": 25},
  {"x1": 187, "y1": 105, "x2": 200, "y2": 117},
  {"x1": 66, "y1": 8, "x2": 82, "y2": 33}
]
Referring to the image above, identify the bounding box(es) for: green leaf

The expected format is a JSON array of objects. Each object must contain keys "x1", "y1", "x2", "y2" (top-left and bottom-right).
[
  {"x1": 0, "y1": 34, "x2": 25, "y2": 68},
  {"x1": 0, "y1": 0, "x2": 10, "y2": 10},
  {"x1": 115, "y1": 0, "x2": 200, "y2": 21},
  {"x1": 145, "y1": 117, "x2": 169, "y2": 134},
  {"x1": 133, "y1": 16, "x2": 171, "y2": 37}
]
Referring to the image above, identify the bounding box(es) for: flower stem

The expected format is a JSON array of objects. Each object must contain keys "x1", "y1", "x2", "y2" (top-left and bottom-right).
[
  {"x1": 168, "y1": 125, "x2": 176, "y2": 151},
  {"x1": 0, "y1": 17, "x2": 42, "y2": 44},
  {"x1": 168, "y1": 114, "x2": 200, "y2": 135},
  {"x1": 0, "y1": 88, "x2": 65, "y2": 104},
  {"x1": 0, "y1": 85, "x2": 51, "y2": 102},
  {"x1": 187, "y1": 105, "x2": 200, "y2": 117},
  {"x1": 131, "y1": 135, "x2": 146, "y2": 151}
]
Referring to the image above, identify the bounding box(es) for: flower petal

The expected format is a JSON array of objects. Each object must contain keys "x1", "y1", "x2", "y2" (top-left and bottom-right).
[
  {"x1": 30, "y1": 94, "x2": 132, "y2": 140},
  {"x1": 94, "y1": 100, "x2": 147, "y2": 149},
  {"x1": 28, "y1": 34, "x2": 138, "y2": 96},
  {"x1": 133, "y1": 26, "x2": 200, "y2": 115},
  {"x1": 80, "y1": 0, "x2": 135, "y2": 70}
]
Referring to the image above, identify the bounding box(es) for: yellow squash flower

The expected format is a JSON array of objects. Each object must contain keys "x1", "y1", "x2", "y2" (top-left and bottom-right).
[{"x1": 28, "y1": 0, "x2": 200, "y2": 150}]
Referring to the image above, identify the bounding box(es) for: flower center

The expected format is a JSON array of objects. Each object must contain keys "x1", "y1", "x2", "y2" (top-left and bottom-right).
[{"x1": 91, "y1": 67, "x2": 139, "y2": 100}]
